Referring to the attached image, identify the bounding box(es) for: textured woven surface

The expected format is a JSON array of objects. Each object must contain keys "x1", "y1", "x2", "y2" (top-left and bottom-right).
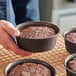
[{"x1": 0, "y1": 35, "x2": 70, "y2": 76}]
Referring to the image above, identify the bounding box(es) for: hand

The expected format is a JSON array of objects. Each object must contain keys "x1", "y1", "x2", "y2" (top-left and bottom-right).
[{"x1": 0, "y1": 20, "x2": 32, "y2": 56}]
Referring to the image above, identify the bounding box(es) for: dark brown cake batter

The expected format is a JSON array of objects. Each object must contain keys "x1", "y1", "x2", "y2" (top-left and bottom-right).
[
  {"x1": 68, "y1": 57, "x2": 76, "y2": 72},
  {"x1": 66, "y1": 32, "x2": 76, "y2": 43},
  {"x1": 20, "y1": 26, "x2": 55, "y2": 39},
  {"x1": 9, "y1": 63, "x2": 51, "y2": 76}
]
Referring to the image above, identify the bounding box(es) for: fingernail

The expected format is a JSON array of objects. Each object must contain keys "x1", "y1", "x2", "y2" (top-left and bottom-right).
[{"x1": 14, "y1": 30, "x2": 20, "y2": 36}]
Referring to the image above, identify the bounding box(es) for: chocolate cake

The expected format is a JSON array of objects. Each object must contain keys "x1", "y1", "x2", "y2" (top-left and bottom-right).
[
  {"x1": 68, "y1": 57, "x2": 76, "y2": 72},
  {"x1": 9, "y1": 63, "x2": 51, "y2": 76},
  {"x1": 20, "y1": 26, "x2": 55, "y2": 39},
  {"x1": 66, "y1": 32, "x2": 76, "y2": 43}
]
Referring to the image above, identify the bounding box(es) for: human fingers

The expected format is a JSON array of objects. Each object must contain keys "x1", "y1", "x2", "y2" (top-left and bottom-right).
[
  {"x1": 0, "y1": 20, "x2": 20, "y2": 36},
  {"x1": 0, "y1": 28, "x2": 32, "y2": 56}
]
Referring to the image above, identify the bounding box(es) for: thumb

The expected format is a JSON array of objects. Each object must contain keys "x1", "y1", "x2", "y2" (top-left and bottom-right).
[{"x1": 0, "y1": 20, "x2": 20, "y2": 36}]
